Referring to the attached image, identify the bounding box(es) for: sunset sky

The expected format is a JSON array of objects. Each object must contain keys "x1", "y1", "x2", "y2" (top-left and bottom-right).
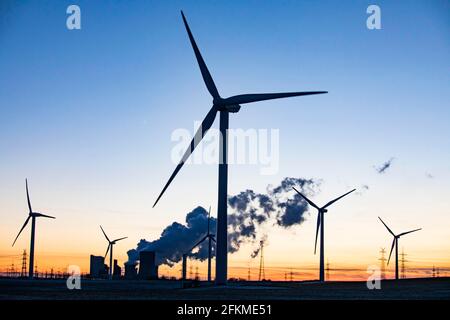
[{"x1": 0, "y1": 1, "x2": 449, "y2": 281}]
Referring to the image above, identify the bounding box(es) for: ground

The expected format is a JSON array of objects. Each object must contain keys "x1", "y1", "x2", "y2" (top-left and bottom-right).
[{"x1": 0, "y1": 277, "x2": 449, "y2": 300}]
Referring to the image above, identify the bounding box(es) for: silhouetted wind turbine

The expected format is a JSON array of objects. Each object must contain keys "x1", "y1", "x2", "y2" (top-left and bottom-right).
[
  {"x1": 153, "y1": 11, "x2": 327, "y2": 285},
  {"x1": 378, "y1": 217, "x2": 421, "y2": 280},
  {"x1": 292, "y1": 187, "x2": 355, "y2": 282},
  {"x1": 12, "y1": 179, "x2": 55, "y2": 279},
  {"x1": 190, "y1": 206, "x2": 216, "y2": 282},
  {"x1": 100, "y1": 225, "x2": 127, "y2": 280}
]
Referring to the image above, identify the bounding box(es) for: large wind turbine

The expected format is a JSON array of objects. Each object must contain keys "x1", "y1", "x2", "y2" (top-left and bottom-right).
[
  {"x1": 100, "y1": 225, "x2": 127, "y2": 279},
  {"x1": 12, "y1": 179, "x2": 55, "y2": 279},
  {"x1": 190, "y1": 207, "x2": 216, "y2": 282},
  {"x1": 153, "y1": 11, "x2": 327, "y2": 285},
  {"x1": 378, "y1": 217, "x2": 421, "y2": 280},
  {"x1": 292, "y1": 187, "x2": 355, "y2": 282}
]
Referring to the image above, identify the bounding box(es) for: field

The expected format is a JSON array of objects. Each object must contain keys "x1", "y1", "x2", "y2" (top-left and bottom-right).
[{"x1": 0, "y1": 277, "x2": 449, "y2": 300}]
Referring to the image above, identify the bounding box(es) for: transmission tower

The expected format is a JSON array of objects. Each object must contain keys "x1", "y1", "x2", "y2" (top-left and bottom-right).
[
  {"x1": 290, "y1": 268, "x2": 293, "y2": 282},
  {"x1": 21, "y1": 250, "x2": 27, "y2": 277},
  {"x1": 326, "y1": 259, "x2": 330, "y2": 281},
  {"x1": 436, "y1": 267, "x2": 440, "y2": 278},
  {"x1": 432, "y1": 265, "x2": 436, "y2": 278},
  {"x1": 189, "y1": 265, "x2": 193, "y2": 279},
  {"x1": 400, "y1": 248, "x2": 407, "y2": 279},
  {"x1": 258, "y1": 240, "x2": 265, "y2": 281},
  {"x1": 247, "y1": 266, "x2": 251, "y2": 281},
  {"x1": 10, "y1": 263, "x2": 16, "y2": 278},
  {"x1": 195, "y1": 266, "x2": 199, "y2": 281},
  {"x1": 379, "y1": 248, "x2": 386, "y2": 280}
]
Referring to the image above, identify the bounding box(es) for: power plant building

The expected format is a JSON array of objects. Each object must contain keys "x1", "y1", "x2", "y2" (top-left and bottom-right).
[
  {"x1": 138, "y1": 251, "x2": 158, "y2": 280},
  {"x1": 90, "y1": 255, "x2": 107, "y2": 278},
  {"x1": 124, "y1": 263, "x2": 137, "y2": 280}
]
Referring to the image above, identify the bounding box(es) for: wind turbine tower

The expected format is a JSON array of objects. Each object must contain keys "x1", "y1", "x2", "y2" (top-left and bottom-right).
[
  {"x1": 378, "y1": 217, "x2": 421, "y2": 280},
  {"x1": 100, "y1": 226, "x2": 127, "y2": 280},
  {"x1": 293, "y1": 187, "x2": 355, "y2": 282},
  {"x1": 152, "y1": 11, "x2": 327, "y2": 285},
  {"x1": 188, "y1": 207, "x2": 215, "y2": 282},
  {"x1": 12, "y1": 179, "x2": 55, "y2": 279}
]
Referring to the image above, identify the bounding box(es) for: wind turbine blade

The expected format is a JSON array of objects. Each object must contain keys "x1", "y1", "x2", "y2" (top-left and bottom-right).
[
  {"x1": 207, "y1": 206, "x2": 211, "y2": 234},
  {"x1": 181, "y1": 11, "x2": 220, "y2": 99},
  {"x1": 35, "y1": 213, "x2": 55, "y2": 219},
  {"x1": 224, "y1": 91, "x2": 327, "y2": 105},
  {"x1": 314, "y1": 211, "x2": 321, "y2": 254},
  {"x1": 398, "y1": 228, "x2": 422, "y2": 237},
  {"x1": 26, "y1": 179, "x2": 32, "y2": 213},
  {"x1": 113, "y1": 237, "x2": 128, "y2": 242},
  {"x1": 153, "y1": 106, "x2": 218, "y2": 207},
  {"x1": 12, "y1": 216, "x2": 31, "y2": 246},
  {"x1": 322, "y1": 189, "x2": 356, "y2": 209},
  {"x1": 191, "y1": 235, "x2": 208, "y2": 252},
  {"x1": 387, "y1": 238, "x2": 395, "y2": 265},
  {"x1": 104, "y1": 244, "x2": 110, "y2": 258},
  {"x1": 292, "y1": 187, "x2": 320, "y2": 210},
  {"x1": 100, "y1": 225, "x2": 110, "y2": 242},
  {"x1": 378, "y1": 217, "x2": 395, "y2": 236}
]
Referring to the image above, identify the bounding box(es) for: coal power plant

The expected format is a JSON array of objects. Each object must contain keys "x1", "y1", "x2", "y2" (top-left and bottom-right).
[
  {"x1": 89, "y1": 251, "x2": 158, "y2": 280},
  {"x1": 124, "y1": 263, "x2": 137, "y2": 280}
]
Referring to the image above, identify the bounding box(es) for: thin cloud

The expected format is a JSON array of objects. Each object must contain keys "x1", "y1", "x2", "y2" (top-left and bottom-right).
[{"x1": 375, "y1": 157, "x2": 395, "y2": 174}]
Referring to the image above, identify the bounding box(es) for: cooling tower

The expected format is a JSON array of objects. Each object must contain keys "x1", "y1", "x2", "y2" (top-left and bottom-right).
[{"x1": 138, "y1": 251, "x2": 158, "y2": 280}]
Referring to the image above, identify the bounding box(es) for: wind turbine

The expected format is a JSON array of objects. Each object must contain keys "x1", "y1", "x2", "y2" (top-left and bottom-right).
[
  {"x1": 378, "y1": 217, "x2": 421, "y2": 280},
  {"x1": 189, "y1": 206, "x2": 216, "y2": 282},
  {"x1": 292, "y1": 187, "x2": 355, "y2": 282},
  {"x1": 12, "y1": 179, "x2": 55, "y2": 279},
  {"x1": 153, "y1": 11, "x2": 327, "y2": 285},
  {"x1": 100, "y1": 225, "x2": 127, "y2": 280}
]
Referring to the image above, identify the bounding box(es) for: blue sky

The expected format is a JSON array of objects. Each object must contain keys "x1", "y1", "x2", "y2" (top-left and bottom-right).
[{"x1": 0, "y1": 1, "x2": 449, "y2": 273}]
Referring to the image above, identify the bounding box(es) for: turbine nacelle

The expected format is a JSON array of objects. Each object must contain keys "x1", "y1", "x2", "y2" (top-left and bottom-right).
[
  {"x1": 223, "y1": 104, "x2": 241, "y2": 113},
  {"x1": 213, "y1": 98, "x2": 241, "y2": 113}
]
